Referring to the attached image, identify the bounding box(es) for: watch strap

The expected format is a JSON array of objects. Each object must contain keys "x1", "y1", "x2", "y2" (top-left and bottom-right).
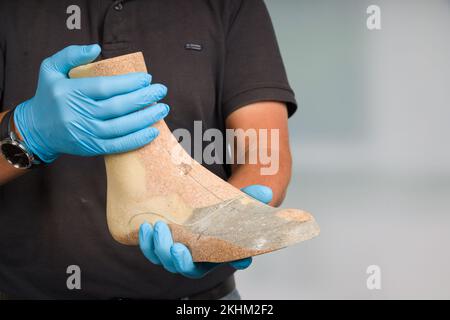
[
  {"x1": 1, "y1": 107, "x2": 42, "y2": 168},
  {"x1": 1, "y1": 107, "x2": 15, "y2": 140}
]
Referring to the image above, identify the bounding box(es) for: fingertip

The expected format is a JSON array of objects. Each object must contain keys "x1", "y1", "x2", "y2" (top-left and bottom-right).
[
  {"x1": 164, "y1": 104, "x2": 170, "y2": 114},
  {"x1": 152, "y1": 83, "x2": 168, "y2": 99},
  {"x1": 147, "y1": 127, "x2": 160, "y2": 140},
  {"x1": 171, "y1": 243, "x2": 194, "y2": 273},
  {"x1": 88, "y1": 44, "x2": 101, "y2": 55},
  {"x1": 153, "y1": 103, "x2": 170, "y2": 120},
  {"x1": 143, "y1": 73, "x2": 152, "y2": 86},
  {"x1": 138, "y1": 223, "x2": 152, "y2": 254},
  {"x1": 139, "y1": 222, "x2": 150, "y2": 242},
  {"x1": 156, "y1": 83, "x2": 168, "y2": 92},
  {"x1": 141, "y1": 221, "x2": 151, "y2": 229},
  {"x1": 125, "y1": 72, "x2": 152, "y2": 88},
  {"x1": 260, "y1": 187, "x2": 273, "y2": 204},
  {"x1": 231, "y1": 257, "x2": 253, "y2": 270},
  {"x1": 139, "y1": 223, "x2": 145, "y2": 240},
  {"x1": 139, "y1": 222, "x2": 151, "y2": 239},
  {"x1": 138, "y1": 224, "x2": 162, "y2": 266},
  {"x1": 171, "y1": 243, "x2": 188, "y2": 256},
  {"x1": 132, "y1": 127, "x2": 160, "y2": 150},
  {"x1": 153, "y1": 221, "x2": 162, "y2": 233},
  {"x1": 154, "y1": 220, "x2": 170, "y2": 237},
  {"x1": 83, "y1": 44, "x2": 101, "y2": 61},
  {"x1": 134, "y1": 72, "x2": 152, "y2": 86},
  {"x1": 242, "y1": 185, "x2": 273, "y2": 204}
]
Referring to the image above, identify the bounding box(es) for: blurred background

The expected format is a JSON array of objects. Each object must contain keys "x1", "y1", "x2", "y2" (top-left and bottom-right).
[{"x1": 237, "y1": 0, "x2": 450, "y2": 299}]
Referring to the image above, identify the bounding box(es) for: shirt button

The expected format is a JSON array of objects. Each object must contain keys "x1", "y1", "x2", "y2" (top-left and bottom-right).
[{"x1": 114, "y1": 2, "x2": 123, "y2": 11}]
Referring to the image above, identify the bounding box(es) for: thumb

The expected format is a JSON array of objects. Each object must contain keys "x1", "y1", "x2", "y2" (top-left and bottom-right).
[
  {"x1": 42, "y1": 44, "x2": 101, "y2": 76},
  {"x1": 241, "y1": 185, "x2": 273, "y2": 204}
]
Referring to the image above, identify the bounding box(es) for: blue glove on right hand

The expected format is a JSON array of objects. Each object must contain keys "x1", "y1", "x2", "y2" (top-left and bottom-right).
[{"x1": 14, "y1": 44, "x2": 169, "y2": 163}]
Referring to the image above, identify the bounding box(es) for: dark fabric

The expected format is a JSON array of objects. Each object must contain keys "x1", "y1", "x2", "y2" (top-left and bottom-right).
[
  {"x1": 0, "y1": 0, "x2": 297, "y2": 299},
  {"x1": 0, "y1": 108, "x2": 13, "y2": 140},
  {"x1": 182, "y1": 276, "x2": 235, "y2": 300}
]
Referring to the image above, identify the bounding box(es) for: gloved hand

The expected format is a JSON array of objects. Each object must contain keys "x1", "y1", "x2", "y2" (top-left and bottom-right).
[
  {"x1": 14, "y1": 44, "x2": 169, "y2": 163},
  {"x1": 139, "y1": 184, "x2": 273, "y2": 279}
]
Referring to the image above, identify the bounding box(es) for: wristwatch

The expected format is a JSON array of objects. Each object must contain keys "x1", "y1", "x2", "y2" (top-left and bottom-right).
[{"x1": 0, "y1": 108, "x2": 42, "y2": 169}]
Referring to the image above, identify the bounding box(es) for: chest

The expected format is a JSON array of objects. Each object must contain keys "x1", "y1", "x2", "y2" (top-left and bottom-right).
[{"x1": 3, "y1": 0, "x2": 225, "y2": 129}]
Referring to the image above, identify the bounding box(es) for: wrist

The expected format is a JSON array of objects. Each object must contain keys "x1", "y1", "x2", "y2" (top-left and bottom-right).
[
  {"x1": 0, "y1": 107, "x2": 43, "y2": 169},
  {"x1": 11, "y1": 114, "x2": 23, "y2": 140},
  {"x1": 14, "y1": 101, "x2": 56, "y2": 164}
]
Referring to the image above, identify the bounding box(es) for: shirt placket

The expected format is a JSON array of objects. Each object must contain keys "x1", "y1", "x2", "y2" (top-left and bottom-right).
[{"x1": 101, "y1": 0, "x2": 131, "y2": 58}]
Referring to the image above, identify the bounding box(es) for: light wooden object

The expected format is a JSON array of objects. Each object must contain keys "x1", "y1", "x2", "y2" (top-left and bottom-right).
[{"x1": 69, "y1": 52, "x2": 320, "y2": 262}]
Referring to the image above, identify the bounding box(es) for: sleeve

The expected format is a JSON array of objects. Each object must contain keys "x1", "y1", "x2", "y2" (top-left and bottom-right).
[{"x1": 222, "y1": 0, "x2": 297, "y2": 119}]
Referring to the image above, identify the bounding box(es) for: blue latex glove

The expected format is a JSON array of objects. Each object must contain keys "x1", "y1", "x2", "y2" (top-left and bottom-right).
[
  {"x1": 14, "y1": 44, "x2": 169, "y2": 163},
  {"x1": 139, "y1": 185, "x2": 273, "y2": 279}
]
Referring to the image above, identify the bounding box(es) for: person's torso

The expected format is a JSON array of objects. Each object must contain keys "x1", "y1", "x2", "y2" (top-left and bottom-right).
[{"x1": 0, "y1": 0, "x2": 235, "y2": 299}]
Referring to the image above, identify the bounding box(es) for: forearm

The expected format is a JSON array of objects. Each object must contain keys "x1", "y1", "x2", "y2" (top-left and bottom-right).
[
  {"x1": 228, "y1": 148, "x2": 292, "y2": 207},
  {"x1": 225, "y1": 101, "x2": 293, "y2": 207},
  {"x1": 0, "y1": 111, "x2": 28, "y2": 185}
]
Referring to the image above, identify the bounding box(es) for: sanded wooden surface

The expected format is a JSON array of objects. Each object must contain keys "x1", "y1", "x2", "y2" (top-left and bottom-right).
[{"x1": 69, "y1": 52, "x2": 320, "y2": 262}]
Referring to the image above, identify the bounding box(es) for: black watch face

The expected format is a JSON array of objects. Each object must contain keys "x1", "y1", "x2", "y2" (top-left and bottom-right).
[{"x1": 1, "y1": 142, "x2": 31, "y2": 169}]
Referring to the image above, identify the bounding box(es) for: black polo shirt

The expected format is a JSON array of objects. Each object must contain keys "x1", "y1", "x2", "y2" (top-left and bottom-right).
[{"x1": 0, "y1": 0, "x2": 297, "y2": 299}]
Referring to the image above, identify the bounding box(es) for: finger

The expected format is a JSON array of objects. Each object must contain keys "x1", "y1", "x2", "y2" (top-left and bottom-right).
[
  {"x1": 153, "y1": 221, "x2": 178, "y2": 273},
  {"x1": 72, "y1": 73, "x2": 156, "y2": 100},
  {"x1": 171, "y1": 243, "x2": 215, "y2": 279},
  {"x1": 92, "y1": 103, "x2": 169, "y2": 139},
  {"x1": 139, "y1": 222, "x2": 161, "y2": 265},
  {"x1": 171, "y1": 243, "x2": 197, "y2": 277},
  {"x1": 42, "y1": 44, "x2": 101, "y2": 77},
  {"x1": 93, "y1": 84, "x2": 169, "y2": 120},
  {"x1": 241, "y1": 185, "x2": 273, "y2": 204},
  {"x1": 229, "y1": 257, "x2": 253, "y2": 270},
  {"x1": 98, "y1": 126, "x2": 159, "y2": 154}
]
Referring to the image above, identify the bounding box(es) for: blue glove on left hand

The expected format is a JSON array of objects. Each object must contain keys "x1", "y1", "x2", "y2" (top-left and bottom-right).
[{"x1": 139, "y1": 184, "x2": 273, "y2": 279}]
